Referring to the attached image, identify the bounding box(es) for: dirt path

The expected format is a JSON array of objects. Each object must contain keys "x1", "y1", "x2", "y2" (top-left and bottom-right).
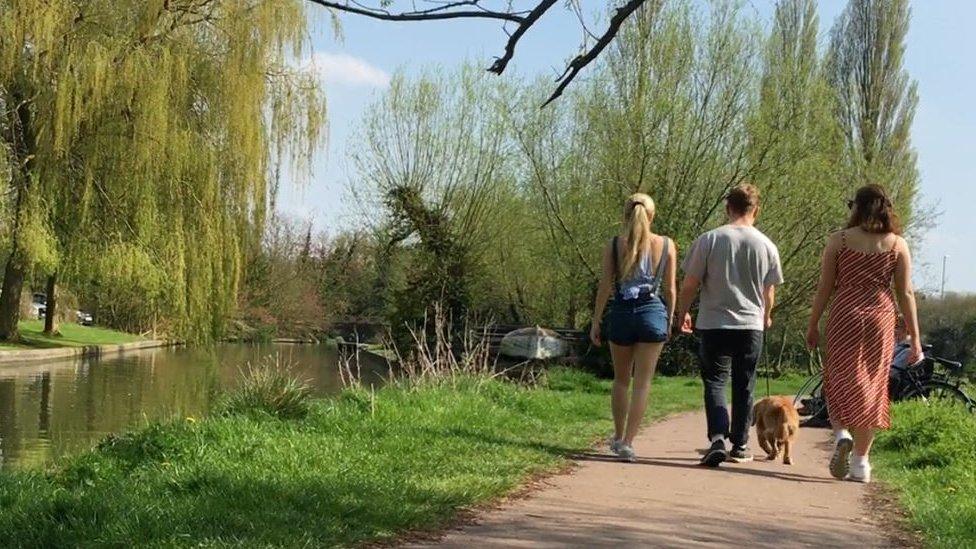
[{"x1": 411, "y1": 411, "x2": 896, "y2": 548}]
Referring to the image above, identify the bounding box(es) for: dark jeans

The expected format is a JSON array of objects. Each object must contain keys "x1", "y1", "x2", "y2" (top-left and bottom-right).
[{"x1": 698, "y1": 329, "x2": 764, "y2": 448}]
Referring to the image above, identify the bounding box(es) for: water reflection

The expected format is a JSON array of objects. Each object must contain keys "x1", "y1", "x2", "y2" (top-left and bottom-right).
[{"x1": 0, "y1": 343, "x2": 386, "y2": 470}]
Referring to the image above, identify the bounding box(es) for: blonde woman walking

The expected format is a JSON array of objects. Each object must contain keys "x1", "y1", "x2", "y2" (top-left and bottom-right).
[{"x1": 590, "y1": 193, "x2": 677, "y2": 461}]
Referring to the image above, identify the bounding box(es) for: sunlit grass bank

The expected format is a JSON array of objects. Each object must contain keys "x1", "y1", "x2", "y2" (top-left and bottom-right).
[
  {"x1": 874, "y1": 401, "x2": 976, "y2": 548},
  {"x1": 0, "y1": 368, "x2": 803, "y2": 547},
  {"x1": 0, "y1": 320, "x2": 142, "y2": 350}
]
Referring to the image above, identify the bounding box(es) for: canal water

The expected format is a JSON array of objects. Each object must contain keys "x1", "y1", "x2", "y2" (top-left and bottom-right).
[{"x1": 0, "y1": 343, "x2": 388, "y2": 470}]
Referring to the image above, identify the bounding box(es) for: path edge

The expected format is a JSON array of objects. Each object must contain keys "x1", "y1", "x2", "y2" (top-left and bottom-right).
[{"x1": 372, "y1": 411, "x2": 700, "y2": 548}]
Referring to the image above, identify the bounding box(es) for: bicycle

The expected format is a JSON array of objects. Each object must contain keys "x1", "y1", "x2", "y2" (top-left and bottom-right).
[{"x1": 795, "y1": 345, "x2": 976, "y2": 427}]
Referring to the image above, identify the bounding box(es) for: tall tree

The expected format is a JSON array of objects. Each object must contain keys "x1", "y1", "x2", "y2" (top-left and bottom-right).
[
  {"x1": 747, "y1": 0, "x2": 848, "y2": 368},
  {"x1": 349, "y1": 67, "x2": 511, "y2": 333},
  {"x1": 827, "y1": 0, "x2": 919, "y2": 218},
  {"x1": 0, "y1": 0, "x2": 326, "y2": 341}
]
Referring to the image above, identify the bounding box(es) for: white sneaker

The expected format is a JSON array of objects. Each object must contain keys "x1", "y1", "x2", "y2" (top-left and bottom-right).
[
  {"x1": 829, "y1": 436, "x2": 853, "y2": 479},
  {"x1": 847, "y1": 459, "x2": 871, "y2": 483},
  {"x1": 615, "y1": 443, "x2": 636, "y2": 462},
  {"x1": 609, "y1": 437, "x2": 622, "y2": 454}
]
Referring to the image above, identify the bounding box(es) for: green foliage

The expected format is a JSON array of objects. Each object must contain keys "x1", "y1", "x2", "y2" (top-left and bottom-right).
[
  {"x1": 239, "y1": 216, "x2": 328, "y2": 339},
  {"x1": 874, "y1": 401, "x2": 976, "y2": 547},
  {"x1": 88, "y1": 243, "x2": 167, "y2": 334},
  {"x1": 216, "y1": 355, "x2": 312, "y2": 420},
  {"x1": 329, "y1": 0, "x2": 921, "y2": 372},
  {"x1": 349, "y1": 67, "x2": 511, "y2": 337},
  {"x1": 827, "y1": 0, "x2": 920, "y2": 230},
  {"x1": 917, "y1": 295, "x2": 976, "y2": 378},
  {"x1": 0, "y1": 0, "x2": 328, "y2": 342}
]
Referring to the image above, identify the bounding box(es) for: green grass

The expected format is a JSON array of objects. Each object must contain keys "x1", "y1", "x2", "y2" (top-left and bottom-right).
[
  {"x1": 873, "y1": 400, "x2": 976, "y2": 548},
  {"x1": 0, "y1": 369, "x2": 804, "y2": 547},
  {"x1": 0, "y1": 320, "x2": 142, "y2": 350}
]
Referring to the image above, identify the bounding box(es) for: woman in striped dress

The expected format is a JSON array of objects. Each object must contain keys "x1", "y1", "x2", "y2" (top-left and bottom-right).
[{"x1": 805, "y1": 185, "x2": 922, "y2": 483}]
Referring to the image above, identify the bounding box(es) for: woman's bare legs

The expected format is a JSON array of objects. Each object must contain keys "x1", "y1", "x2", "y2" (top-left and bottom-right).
[
  {"x1": 851, "y1": 427, "x2": 876, "y2": 457},
  {"x1": 609, "y1": 342, "x2": 635, "y2": 441},
  {"x1": 622, "y1": 342, "x2": 665, "y2": 445}
]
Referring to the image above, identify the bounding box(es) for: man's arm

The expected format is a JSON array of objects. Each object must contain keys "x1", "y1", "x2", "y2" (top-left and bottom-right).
[
  {"x1": 675, "y1": 275, "x2": 701, "y2": 333},
  {"x1": 762, "y1": 284, "x2": 775, "y2": 330},
  {"x1": 675, "y1": 235, "x2": 706, "y2": 333}
]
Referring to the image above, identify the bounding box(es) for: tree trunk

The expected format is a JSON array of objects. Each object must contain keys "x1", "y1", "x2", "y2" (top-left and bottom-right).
[
  {"x1": 0, "y1": 83, "x2": 37, "y2": 342},
  {"x1": 43, "y1": 273, "x2": 58, "y2": 335},
  {"x1": 0, "y1": 261, "x2": 26, "y2": 341}
]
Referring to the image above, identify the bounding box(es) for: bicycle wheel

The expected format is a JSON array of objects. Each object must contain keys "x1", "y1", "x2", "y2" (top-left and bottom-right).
[
  {"x1": 901, "y1": 381, "x2": 976, "y2": 412},
  {"x1": 794, "y1": 372, "x2": 828, "y2": 422}
]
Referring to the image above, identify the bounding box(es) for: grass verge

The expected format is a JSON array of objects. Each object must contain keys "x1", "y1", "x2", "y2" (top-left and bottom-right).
[
  {"x1": 0, "y1": 320, "x2": 142, "y2": 350},
  {"x1": 0, "y1": 368, "x2": 804, "y2": 547},
  {"x1": 873, "y1": 400, "x2": 976, "y2": 548}
]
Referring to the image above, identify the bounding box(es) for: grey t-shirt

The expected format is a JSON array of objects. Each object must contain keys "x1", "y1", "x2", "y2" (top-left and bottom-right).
[{"x1": 682, "y1": 224, "x2": 783, "y2": 331}]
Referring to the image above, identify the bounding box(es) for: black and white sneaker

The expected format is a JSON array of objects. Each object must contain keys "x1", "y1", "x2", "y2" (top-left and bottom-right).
[
  {"x1": 700, "y1": 439, "x2": 727, "y2": 467},
  {"x1": 728, "y1": 446, "x2": 753, "y2": 463}
]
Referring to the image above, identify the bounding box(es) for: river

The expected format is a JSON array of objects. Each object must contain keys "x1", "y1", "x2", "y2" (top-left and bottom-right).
[{"x1": 0, "y1": 343, "x2": 388, "y2": 470}]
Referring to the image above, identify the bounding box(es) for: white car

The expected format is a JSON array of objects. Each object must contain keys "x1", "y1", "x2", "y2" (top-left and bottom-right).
[
  {"x1": 76, "y1": 310, "x2": 94, "y2": 326},
  {"x1": 30, "y1": 295, "x2": 46, "y2": 320}
]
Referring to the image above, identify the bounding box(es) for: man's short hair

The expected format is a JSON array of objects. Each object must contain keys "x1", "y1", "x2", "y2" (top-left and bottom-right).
[{"x1": 726, "y1": 183, "x2": 760, "y2": 216}]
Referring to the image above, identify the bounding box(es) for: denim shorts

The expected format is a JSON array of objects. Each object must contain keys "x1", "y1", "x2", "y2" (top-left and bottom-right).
[{"x1": 606, "y1": 295, "x2": 669, "y2": 345}]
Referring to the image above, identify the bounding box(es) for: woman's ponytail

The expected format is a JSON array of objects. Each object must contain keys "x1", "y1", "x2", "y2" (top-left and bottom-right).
[{"x1": 620, "y1": 193, "x2": 655, "y2": 278}]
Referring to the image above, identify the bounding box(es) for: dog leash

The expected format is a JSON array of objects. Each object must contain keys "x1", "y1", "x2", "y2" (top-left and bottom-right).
[{"x1": 763, "y1": 349, "x2": 771, "y2": 398}]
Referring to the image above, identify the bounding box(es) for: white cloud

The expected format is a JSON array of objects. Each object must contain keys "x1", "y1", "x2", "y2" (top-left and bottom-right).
[{"x1": 305, "y1": 52, "x2": 390, "y2": 88}]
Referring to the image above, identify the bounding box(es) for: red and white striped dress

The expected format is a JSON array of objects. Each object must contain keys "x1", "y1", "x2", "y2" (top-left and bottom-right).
[{"x1": 824, "y1": 232, "x2": 898, "y2": 430}]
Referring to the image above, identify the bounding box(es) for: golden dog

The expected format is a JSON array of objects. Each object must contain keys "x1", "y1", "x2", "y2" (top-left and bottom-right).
[{"x1": 752, "y1": 396, "x2": 800, "y2": 465}]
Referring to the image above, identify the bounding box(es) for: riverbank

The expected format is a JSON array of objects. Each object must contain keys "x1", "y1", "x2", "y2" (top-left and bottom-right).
[
  {"x1": 0, "y1": 320, "x2": 173, "y2": 366},
  {"x1": 0, "y1": 369, "x2": 804, "y2": 546},
  {"x1": 0, "y1": 320, "x2": 143, "y2": 349}
]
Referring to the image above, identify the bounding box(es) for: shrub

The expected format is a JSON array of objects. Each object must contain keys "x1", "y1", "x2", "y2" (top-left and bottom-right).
[{"x1": 216, "y1": 355, "x2": 311, "y2": 420}]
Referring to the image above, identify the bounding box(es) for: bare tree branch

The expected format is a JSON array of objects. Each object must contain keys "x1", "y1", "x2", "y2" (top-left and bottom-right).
[
  {"x1": 486, "y1": 0, "x2": 559, "y2": 75},
  {"x1": 542, "y1": 0, "x2": 653, "y2": 107},
  {"x1": 307, "y1": 0, "x2": 658, "y2": 106},
  {"x1": 304, "y1": 0, "x2": 526, "y2": 23}
]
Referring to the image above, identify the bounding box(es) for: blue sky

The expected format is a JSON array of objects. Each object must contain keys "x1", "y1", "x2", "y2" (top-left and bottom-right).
[{"x1": 279, "y1": 1, "x2": 975, "y2": 294}]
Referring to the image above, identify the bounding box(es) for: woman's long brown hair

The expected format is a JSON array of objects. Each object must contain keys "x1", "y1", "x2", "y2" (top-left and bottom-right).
[{"x1": 846, "y1": 184, "x2": 901, "y2": 234}]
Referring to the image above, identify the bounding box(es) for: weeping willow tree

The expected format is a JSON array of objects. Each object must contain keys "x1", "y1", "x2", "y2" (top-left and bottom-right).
[{"x1": 0, "y1": 0, "x2": 326, "y2": 341}]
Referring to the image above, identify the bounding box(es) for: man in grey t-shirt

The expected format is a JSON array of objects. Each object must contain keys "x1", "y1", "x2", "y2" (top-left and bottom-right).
[{"x1": 675, "y1": 183, "x2": 783, "y2": 467}]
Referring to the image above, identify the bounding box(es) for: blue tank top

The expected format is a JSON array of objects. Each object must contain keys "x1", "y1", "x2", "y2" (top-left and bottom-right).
[
  {"x1": 613, "y1": 236, "x2": 669, "y2": 300},
  {"x1": 615, "y1": 237, "x2": 670, "y2": 300}
]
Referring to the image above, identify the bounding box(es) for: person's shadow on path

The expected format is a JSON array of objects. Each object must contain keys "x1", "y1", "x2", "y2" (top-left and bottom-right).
[{"x1": 571, "y1": 452, "x2": 834, "y2": 484}]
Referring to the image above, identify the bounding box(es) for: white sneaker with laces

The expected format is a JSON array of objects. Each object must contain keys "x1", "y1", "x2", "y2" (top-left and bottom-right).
[
  {"x1": 847, "y1": 459, "x2": 871, "y2": 483},
  {"x1": 609, "y1": 437, "x2": 622, "y2": 455}
]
